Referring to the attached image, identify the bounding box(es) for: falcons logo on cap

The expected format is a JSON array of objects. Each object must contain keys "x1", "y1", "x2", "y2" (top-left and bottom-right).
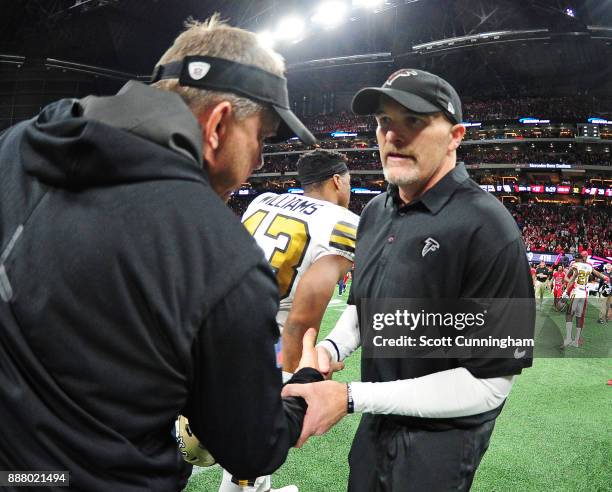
[{"x1": 385, "y1": 69, "x2": 418, "y2": 85}]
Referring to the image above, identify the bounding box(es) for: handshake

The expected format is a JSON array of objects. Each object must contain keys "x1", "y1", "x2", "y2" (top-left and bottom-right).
[
  {"x1": 176, "y1": 328, "x2": 349, "y2": 466},
  {"x1": 281, "y1": 330, "x2": 350, "y2": 448}
]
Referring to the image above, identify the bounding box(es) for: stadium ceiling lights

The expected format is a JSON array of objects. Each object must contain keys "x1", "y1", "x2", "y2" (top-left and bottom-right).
[
  {"x1": 259, "y1": 1, "x2": 398, "y2": 46},
  {"x1": 312, "y1": 1, "x2": 349, "y2": 28},
  {"x1": 352, "y1": 0, "x2": 385, "y2": 9},
  {"x1": 274, "y1": 16, "x2": 306, "y2": 42}
]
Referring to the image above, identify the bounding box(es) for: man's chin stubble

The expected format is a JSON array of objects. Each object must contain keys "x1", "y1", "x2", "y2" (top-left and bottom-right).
[{"x1": 383, "y1": 168, "x2": 419, "y2": 187}]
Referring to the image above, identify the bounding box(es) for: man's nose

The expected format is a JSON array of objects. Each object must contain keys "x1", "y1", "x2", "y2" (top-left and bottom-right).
[{"x1": 385, "y1": 128, "x2": 404, "y2": 146}]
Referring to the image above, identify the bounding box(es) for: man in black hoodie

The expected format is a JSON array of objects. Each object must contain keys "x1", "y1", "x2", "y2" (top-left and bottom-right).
[{"x1": 0, "y1": 15, "x2": 322, "y2": 492}]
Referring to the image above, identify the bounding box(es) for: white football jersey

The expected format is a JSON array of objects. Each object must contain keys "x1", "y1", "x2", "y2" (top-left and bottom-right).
[
  {"x1": 570, "y1": 261, "x2": 593, "y2": 298},
  {"x1": 242, "y1": 192, "x2": 359, "y2": 329}
]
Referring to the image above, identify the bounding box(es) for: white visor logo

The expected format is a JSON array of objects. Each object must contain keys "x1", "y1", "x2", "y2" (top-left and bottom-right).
[{"x1": 188, "y1": 62, "x2": 211, "y2": 80}]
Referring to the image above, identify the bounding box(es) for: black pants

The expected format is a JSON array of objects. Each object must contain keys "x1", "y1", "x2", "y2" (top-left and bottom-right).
[{"x1": 347, "y1": 415, "x2": 495, "y2": 492}]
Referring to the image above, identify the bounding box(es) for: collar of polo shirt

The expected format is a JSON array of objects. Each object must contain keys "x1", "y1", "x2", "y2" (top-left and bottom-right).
[{"x1": 385, "y1": 163, "x2": 470, "y2": 214}]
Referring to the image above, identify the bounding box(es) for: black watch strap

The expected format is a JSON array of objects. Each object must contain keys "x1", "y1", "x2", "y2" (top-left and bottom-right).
[{"x1": 347, "y1": 383, "x2": 354, "y2": 414}]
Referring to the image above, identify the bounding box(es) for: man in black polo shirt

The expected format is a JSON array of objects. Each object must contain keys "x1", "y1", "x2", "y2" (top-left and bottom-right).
[
  {"x1": 283, "y1": 69, "x2": 535, "y2": 491},
  {"x1": 534, "y1": 260, "x2": 551, "y2": 310}
]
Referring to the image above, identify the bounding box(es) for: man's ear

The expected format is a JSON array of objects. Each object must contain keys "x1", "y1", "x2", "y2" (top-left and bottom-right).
[
  {"x1": 198, "y1": 101, "x2": 233, "y2": 166},
  {"x1": 449, "y1": 123, "x2": 466, "y2": 152},
  {"x1": 332, "y1": 173, "x2": 342, "y2": 190}
]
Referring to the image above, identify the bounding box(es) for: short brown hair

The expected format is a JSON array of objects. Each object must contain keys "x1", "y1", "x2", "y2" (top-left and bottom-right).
[{"x1": 152, "y1": 14, "x2": 285, "y2": 120}]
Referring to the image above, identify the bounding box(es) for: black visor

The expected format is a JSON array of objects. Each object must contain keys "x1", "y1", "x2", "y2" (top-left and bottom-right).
[{"x1": 151, "y1": 55, "x2": 316, "y2": 145}]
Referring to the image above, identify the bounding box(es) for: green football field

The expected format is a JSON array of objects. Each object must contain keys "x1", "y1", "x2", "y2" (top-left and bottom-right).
[{"x1": 186, "y1": 291, "x2": 612, "y2": 492}]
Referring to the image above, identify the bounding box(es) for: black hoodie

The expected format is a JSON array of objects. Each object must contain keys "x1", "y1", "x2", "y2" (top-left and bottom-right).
[{"x1": 0, "y1": 81, "x2": 319, "y2": 491}]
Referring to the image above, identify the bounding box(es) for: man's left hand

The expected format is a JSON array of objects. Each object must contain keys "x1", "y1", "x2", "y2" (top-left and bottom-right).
[
  {"x1": 281, "y1": 380, "x2": 348, "y2": 447},
  {"x1": 316, "y1": 346, "x2": 344, "y2": 380}
]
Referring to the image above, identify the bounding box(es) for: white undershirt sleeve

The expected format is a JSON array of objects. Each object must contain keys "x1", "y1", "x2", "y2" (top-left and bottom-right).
[
  {"x1": 317, "y1": 306, "x2": 513, "y2": 418},
  {"x1": 351, "y1": 367, "x2": 515, "y2": 418},
  {"x1": 317, "y1": 304, "x2": 360, "y2": 363}
]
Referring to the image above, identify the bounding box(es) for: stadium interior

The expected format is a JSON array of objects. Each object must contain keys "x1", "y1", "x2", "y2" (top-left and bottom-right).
[
  {"x1": 1, "y1": 0, "x2": 610, "y2": 262},
  {"x1": 0, "y1": 1, "x2": 610, "y2": 491}
]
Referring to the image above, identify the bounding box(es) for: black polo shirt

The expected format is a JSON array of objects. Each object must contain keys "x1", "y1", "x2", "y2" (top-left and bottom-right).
[
  {"x1": 349, "y1": 164, "x2": 534, "y2": 400},
  {"x1": 535, "y1": 266, "x2": 550, "y2": 282}
]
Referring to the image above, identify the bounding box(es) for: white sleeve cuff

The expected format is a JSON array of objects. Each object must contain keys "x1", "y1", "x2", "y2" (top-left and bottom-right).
[
  {"x1": 316, "y1": 305, "x2": 360, "y2": 362},
  {"x1": 317, "y1": 340, "x2": 340, "y2": 363},
  {"x1": 351, "y1": 367, "x2": 515, "y2": 418}
]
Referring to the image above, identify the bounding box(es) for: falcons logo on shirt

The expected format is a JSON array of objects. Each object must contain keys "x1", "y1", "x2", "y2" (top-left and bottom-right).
[{"x1": 422, "y1": 237, "x2": 440, "y2": 257}]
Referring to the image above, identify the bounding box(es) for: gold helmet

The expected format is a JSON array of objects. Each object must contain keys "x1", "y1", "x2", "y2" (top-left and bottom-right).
[{"x1": 175, "y1": 415, "x2": 216, "y2": 467}]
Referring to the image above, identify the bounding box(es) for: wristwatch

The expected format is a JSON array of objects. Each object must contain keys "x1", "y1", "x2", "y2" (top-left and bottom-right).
[{"x1": 347, "y1": 382, "x2": 354, "y2": 414}]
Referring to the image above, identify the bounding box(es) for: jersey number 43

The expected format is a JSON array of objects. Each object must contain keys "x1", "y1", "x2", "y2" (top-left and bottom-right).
[{"x1": 243, "y1": 210, "x2": 311, "y2": 299}]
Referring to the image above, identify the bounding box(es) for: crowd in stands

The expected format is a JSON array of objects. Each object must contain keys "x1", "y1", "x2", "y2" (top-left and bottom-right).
[
  {"x1": 266, "y1": 124, "x2": 611, "y2": 151},
  {"x1": 317, "y1": 138, "x2": 376, "y2": 150},
  {"x1": 258, "y1": 156, "x2": 295, "y2": 174},
  {"x1": 257, "y1": 152, "x2": 383, "y2": 174},
  {"x1": 302, "y1": 112, "x2": 373, "y2": 133},
  {"x1": 228, "y1": 195, "x2": 611, "y2": 261},
  {"x1": 260, "y1": 111, "x2": 611, "y2": 174},
  {"x1": 263, "y1": 136, "x2": 376, "y2": 155},
  {"x1": 227, "y1": 196, "x2": 251, "y2": 218},
  {"x1": 265, "y1": 124, "x2": 603, "y2": 151},
  {"x1": 299, "y1": 96, "x2": 612, "y2": 134},
  {"x1": 461, "y1": 96, "x2": 611, "y2": 123},
  {"x1": 508, "y1": 204, "x2": 611, "y2": 257},
  {"x1": 241, "y1": 99, "x2": 611, "y2": 255},
  {"x1": 460, "y1": 148, "x2": 610, "y2": 166},
  {"x1": 256, "y1": 146, "x2": 610, "y2": 174}
]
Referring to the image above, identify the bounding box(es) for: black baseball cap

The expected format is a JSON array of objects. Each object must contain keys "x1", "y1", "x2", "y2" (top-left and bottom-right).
[
  {"x1": 151, "y1": 55, "x2": 316, "y2": 145},
  {"x1": 352, "y1": 68, "x2": 462, "y2": 124}
]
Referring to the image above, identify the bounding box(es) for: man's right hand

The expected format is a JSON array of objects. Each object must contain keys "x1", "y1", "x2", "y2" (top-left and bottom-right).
[
  {"x1": 316, "y1": 346, "x2": 344, "y2": 380},
  {"x1": 281, "y1": 380, "x2": 348, "y2": 447},
  {"x1": 296, "y1": 328, "x2": 320, "y2": 373}
]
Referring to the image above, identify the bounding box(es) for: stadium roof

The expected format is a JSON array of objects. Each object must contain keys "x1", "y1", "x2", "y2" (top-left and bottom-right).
[{"x1": 1, "y1": 0, "x2": 611, "y2": 97}]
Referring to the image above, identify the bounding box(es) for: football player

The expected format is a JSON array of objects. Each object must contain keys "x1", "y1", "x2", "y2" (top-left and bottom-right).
[
  {"x1": 552, "y1": 265, "x2": 565, "y2": 302},
  {"x1": 561, "y1": 252, "x2": 609, "y2": 348},
  {"x1": 218, "y1": 149, "x2": 359, "y2": 492}
]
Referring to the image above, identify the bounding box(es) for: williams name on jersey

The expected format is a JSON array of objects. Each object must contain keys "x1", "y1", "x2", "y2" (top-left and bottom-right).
[{"x1": 242, "y1": 192, "x2": 359, "y2": 329}]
